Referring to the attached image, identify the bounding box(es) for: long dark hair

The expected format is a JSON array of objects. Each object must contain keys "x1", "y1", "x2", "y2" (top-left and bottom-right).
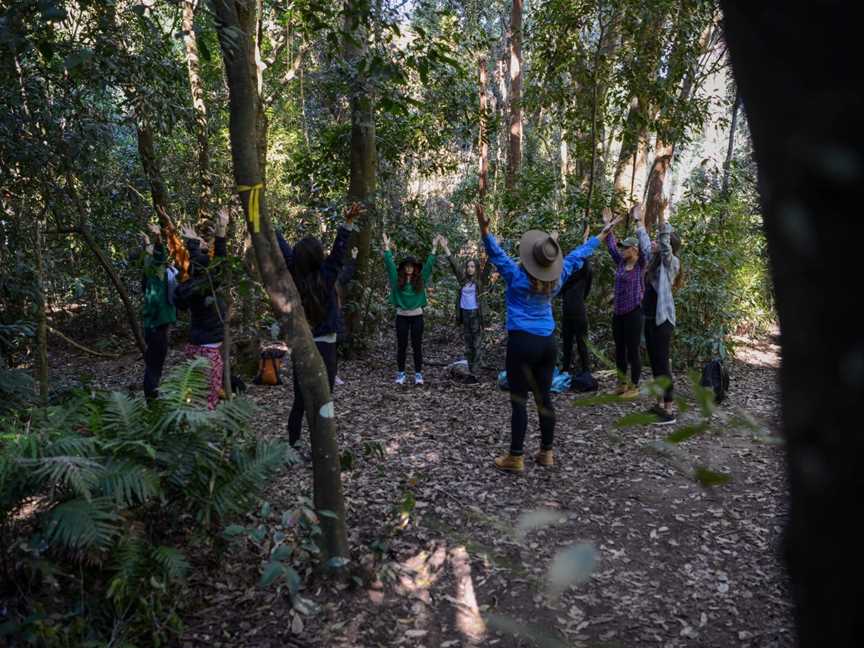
[
  {"x1": 397, "y1": 258, "x2": 424, "y2": 292},
  {"x1": 291, "y1": 236, "x2": 327, "y2": 326}
]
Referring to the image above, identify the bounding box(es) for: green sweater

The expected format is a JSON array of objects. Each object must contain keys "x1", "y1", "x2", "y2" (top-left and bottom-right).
[
  {"x1": 384, "y1": 250, "x2": 437, "y2": 311},
  {"x1": 141, "y1": 244, "x2": 177, "y2": 330}
]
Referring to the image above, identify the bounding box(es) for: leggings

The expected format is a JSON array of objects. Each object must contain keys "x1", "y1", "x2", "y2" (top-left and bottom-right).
[
  {"x1": 612, "y1": 307, "x2": 642, "y2": 386},
  {"x1": 288, "y1": 340, "x2": 337, "y2": 447},
  {"x1": 561, "y1": 316, "x2": 589, "y2": 374},
  {"x1": 644, "y1": 318, "x2": 674, "y2": 403},
  {"x1": 396, "y1": 314, "x2": 424, "y2": 372},
  {"x1": 143, "y1": 325, "x2": 169, "y2": 400},
  {"x1": 184, "y1": 344, "x2": 223, "y2": 410},
  {"x1": 505, "y1": 330, "x2": 557, "y2": 456}
]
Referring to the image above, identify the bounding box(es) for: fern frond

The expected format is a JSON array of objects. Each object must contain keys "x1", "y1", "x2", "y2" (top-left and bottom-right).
[
  {"x1": 150, "y1": 546, "x2": 190, "y2": 580},
  {"x1": 99, "y1": 461, "x2": 162, "y2": 507},
  {"x1": 158, "y1": 358, "x2": 211, "y2": 412},
  {"x1": 211, "y1": 397, "x2": 255, "y2": 436},
  {"x1": 102, "y1": 391, "x2": 148, "y2": 437},
  {"x1": 28, "y1": 455, "x2": 104, "y2": 500},
  {"x1": 45, "y1": 497, "x2": 121, "y2": 551},
  {"x1": 208, "y1": 441, "x2": 287, "y2": 521},
  {"x1": 44, "y1": 435, "x2": 98, "y2": 458},
  {"x1": 108, "y1": 535, "x2": 149, "y2": 603}
]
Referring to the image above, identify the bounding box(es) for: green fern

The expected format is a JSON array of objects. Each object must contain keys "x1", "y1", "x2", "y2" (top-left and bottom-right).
[
  {"x1": 150, "y1": 546, "x2": 190, "y2": 580},
  {"x1": 102, "y1": 392, "x2": 148, "y2": 437},
  {"x1": 158, "y1": 358, "x2": 212, "y2": 412},
  {"x1": 99, "y1": 461, "x2": 162, "y2": 507},
  {"x1": 45, "y1": 497, "x2": 121, "y2": 551},
  {"x1": 206, "y1": 441, "x2": 287, "y2": 522},
  {"x1": 29, "y1": 455, "x2": 104, "y2": 500}
]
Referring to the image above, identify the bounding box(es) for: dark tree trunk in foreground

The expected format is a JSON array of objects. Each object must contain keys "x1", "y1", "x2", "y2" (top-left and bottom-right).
[
  {"x1": 213, "y1": 0, "x2": 349, "y2": 562},
  {"x1": 343, "y1": 0, "x2": 377, "y2": 344},
  {"x1": 720, "y1": 2, "x2": 864, "y2": 645}
]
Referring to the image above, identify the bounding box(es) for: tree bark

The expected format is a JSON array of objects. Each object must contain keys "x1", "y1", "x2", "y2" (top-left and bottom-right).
[
  {"x1": 342, "y1": 0, "x2": 378, "y2": 345},
  {"x1": 721, "y1": 90, "x2": 741, "y2": 198},
  {"x1": 213, "y1": 0, "x2": 349, "y2": 563},
  {"x1": 135, "y1": 121, "x2": 172, "y2": 226},
  {"x1": 478, "y1": 58, "x2": 489, "y2": 201},
  {"x1": 584, "y1": 12, "x2": 606, "y2": 223},
  {"x1": 720, "y1": 2, "x2": 864, "y2": 646},
  {"x1": 34, "y1": 216, "x2": 49, "y2": 405},
  {"x1": 181, "y1": 0, "x2": 212, "y2": 224},
  {"x1": 505, "y1": 0, "x2": 523, "y2": 191}
]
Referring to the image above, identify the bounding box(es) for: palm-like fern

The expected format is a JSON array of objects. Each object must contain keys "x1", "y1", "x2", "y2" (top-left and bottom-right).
[{"x1": 45, "y1": 497, "x2": 121, "y2": 551}]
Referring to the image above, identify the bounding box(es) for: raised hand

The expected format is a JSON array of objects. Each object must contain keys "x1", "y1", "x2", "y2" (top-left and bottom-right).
[
  {"x1": 602, "y1": 207, "x2": 614, "y2": 225},
  {"x1": 439, "y1": 235, "x2": 451, "y2": 256},
  {"x1": 351, "y1": 247, "x2": 359, "y2": 260},
  {"x1": 382, "y1": 232, "x2": 391, "y2": 251},
  {"x1": 583, "y1": 222, "x2": 590, "y2": 244},
  {"x1": 630, "y1": 203, "x2": 643, "y2": 224},
  {"x1": 180, "y1": 224, "x2": 200, "y2": 242},
  {"x1": 344, "y1": 202, "x2": 364, "y2": 224},
  {"x1": 216, "y1": 207, "x2": 230, "y2": 237},
  {"x1": 146, "y1": 222, "x2": 162, "y2": 240}
]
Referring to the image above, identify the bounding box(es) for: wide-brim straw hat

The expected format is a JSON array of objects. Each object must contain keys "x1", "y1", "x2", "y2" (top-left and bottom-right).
[{"x1": 519, "y1": 230, "x2": 563, "y2": 282}]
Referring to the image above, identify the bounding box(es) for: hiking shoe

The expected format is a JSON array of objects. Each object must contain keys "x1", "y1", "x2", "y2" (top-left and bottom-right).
[
  {"x1": 535, "y1": 449, "x2": 555, "y2": 467},
  {"x1": 652, "y1": 408, "x2": 677, "y2": 426},
  {"x1": 621, "y1": 385, "x2": 641, "y2": 399},
  {"x1": 494, "y1": 454, "x2": 524, "y2": 473},
  {"x1": 335, "y1": 375, "x2": 345, "y2": 386},
  {"x1": 614, "y1": 384, "x2": 628, "y2": 396},
  {"x1": 395, "y1": 372, "x2": 407, "y2": 385},
  {"x1": 414, "y1": 372, "x2": 424, "y2": 385}
]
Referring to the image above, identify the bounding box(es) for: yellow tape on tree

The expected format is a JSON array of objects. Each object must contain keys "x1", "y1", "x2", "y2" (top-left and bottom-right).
[{"x1": 237, "y1": 183, "x2": 264, "y2": 233}]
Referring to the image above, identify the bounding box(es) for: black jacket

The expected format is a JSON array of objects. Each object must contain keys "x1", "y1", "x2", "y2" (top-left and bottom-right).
[
  {"x1": 277, "y1": 225, "x2": 351, "y2": 339},
  {"x1": 559, "y1": 258, "x2": 593, "y2": 321},
  {"x1": 174, "y1": 237, "x2": 227, "y2": 345}
]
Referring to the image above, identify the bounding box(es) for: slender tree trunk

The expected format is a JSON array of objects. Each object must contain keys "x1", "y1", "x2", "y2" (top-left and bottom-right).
[
  {"x1": 135, "y1": 122, "x2": 172, "y2": 226},
  {"x1": 34, "y1": 216, "x2": 49, "y2": 405},
  {"x1": 720, "y1": 2, "x2": 864, "y2": 645},
  {"x1": 343, "y1": 0, "x2": 378, "y2": 346},
  {"x1": 213, "y1": 0, "x2": 349, "y2": 563},
  {"x1": 584, "y1": 14, "x2": 606, "y2": 223},
  {"x1": 222, "y1": 217, "x2": 235, "y2": 399},
  {"x1": 181, "y1": 0, "x2": 212, "y2": 224},
  {"x1": 506, "y1": 0, "x2": 523, "y2": 191},
  {"x1": 478, "y1": 58, "x2": 489, "y2": 201},
  {"x1": 721, "y1": 90, "x2": 742, "y2": 197}
]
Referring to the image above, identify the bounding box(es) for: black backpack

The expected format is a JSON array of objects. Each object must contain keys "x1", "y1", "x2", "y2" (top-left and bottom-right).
[
  {"x1": 700, "y1": 359, "x2": 730, "y2": 404},
  {"x1": 570, "y1": 371, "x2": 599, "y2": 393}
]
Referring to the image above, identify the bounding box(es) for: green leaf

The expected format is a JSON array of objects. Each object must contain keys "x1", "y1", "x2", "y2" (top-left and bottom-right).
[
  {"x1": 223, "y1": 524, "x2": 246, "y2": 538},
  {"x1": 614, "y1": 412, "x2": 659, "y2": 428},
  {"x1": 317, "y1": 510, "x2": 339, "y2": 519},
  {"x1": 271, "y1": 544, "x2": 292, "y2": 561},
  {"x1": 694, "y1": 467, "x2": 731, "y2": 487},
  {"x1": 325, "y1": 556, "x2": 350, "y2": 570},
  {"x1": 571, "y1": 393, "x2": 627, "y2": 407},
  {"x1": 260, "y1": 561, "x2": 285, "y2": 587},
  {"x1": 665, "y1": 422, "x2": 710, "y2": 444}
]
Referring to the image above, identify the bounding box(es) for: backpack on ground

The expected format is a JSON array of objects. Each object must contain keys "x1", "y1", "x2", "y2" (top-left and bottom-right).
[
  {"x1": 254, "y1": 348, "x2": 286, "y2": 386},
  {"x1": 570, "y1": 371, "x2": 599, "y2": 393},
  {"x1": 700, "y1": 358, "x2": 730, "y2": 404}
]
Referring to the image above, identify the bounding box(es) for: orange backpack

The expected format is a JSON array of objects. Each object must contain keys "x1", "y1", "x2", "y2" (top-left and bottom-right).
[{"x1": 254, "y1": 349, "x2": 285, "y2": 386}]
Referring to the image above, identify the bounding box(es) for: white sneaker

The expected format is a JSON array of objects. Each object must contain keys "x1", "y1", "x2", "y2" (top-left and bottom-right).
[
  {"x1": 334, "y1": 375, "x2": 344, "y2": 386},
  {"x1": 395, "y1": 372, "x2": 406, "y2": 385},
  {"x1": 414, "y1": 372, "x2": 424, "y2": 385}
]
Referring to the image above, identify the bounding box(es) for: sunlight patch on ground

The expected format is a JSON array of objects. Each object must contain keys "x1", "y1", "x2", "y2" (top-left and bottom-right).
[{"x1": 448, "y1": 545, "x2": 487, "y2": 643}]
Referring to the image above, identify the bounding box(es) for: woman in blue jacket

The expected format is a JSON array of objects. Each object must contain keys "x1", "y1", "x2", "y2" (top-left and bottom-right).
[{"x1": 477, "y1": 205, "x2": 612, "y2": 473}]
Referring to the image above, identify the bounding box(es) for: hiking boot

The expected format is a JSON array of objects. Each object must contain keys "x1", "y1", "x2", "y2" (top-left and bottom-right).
[
  {"x1": 494, "y1": 454, "x2": 524, "y2": 473},
  {"x1": 652, "y1": 408, "x2": 677, "y2": 426},
  {"x1": 395, "y1": 371, "x2": 407, "y2": 385},
  {"x1": 535, "y1": 449, "x2": 555, "y2": 467},
  {"x1": 414, "y1": 372, "x2": 424, "y2": 385},
  {"x1": 614, "y1": 383, "x2": 628, "y2": 396},
  {"x1": 621, "y1": 385, "x2": 641, "y2": 399}
]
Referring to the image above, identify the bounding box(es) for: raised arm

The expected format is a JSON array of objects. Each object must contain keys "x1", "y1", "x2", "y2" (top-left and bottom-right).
[
  {"x1": 482, "y1": 232, "x2": 521, "y2": 285},
  {"x1": 602, "y1": 207, "x2": 623, "y2": 264},
  {"x1": 441, "y1": 237, "x2": 464, "y2": 283},
  {"x1": 322, "y1": 202, "x2": 363, "y2": 284},
  {"x1": 560, "y1": 237, "x2": 601, "y2": 286},
  {"x1": 421, "y1": 236, "x2": 438, "y2": 285},
  {"x1": 382, "y1": 233, "x2": 398, "y2": 290},
  {"x1": 276, "y1": 231, "x2": 294, "y2": 268}
]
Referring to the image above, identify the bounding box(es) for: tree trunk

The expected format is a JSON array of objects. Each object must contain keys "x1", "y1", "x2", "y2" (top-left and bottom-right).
[
  {"x1": 342, "y1": 0, "x2": 378, "y2": 346},
  {"x1": 181, "y1": 0, "x2": 212, "y2": 224},
  {"x1": 720, "y1": 1, "x2": 864, "y2": 646},
  {"x1": 34, "y1": 216, "x2": 49, "y2": 405},
  {"x1": 506, "y1": 0, "x2": 523, "y2": 191},
  {"x1": 78, "y1": 221, "x2": 147, "y2": 356},
  {"x1": 222, "y1": 217, "x2": 235, "y2": 399},
  {"x1": 721, "y1": 90, "x2": 741, "y2": 198},
  {"x1": 135, "y1": 121, "x2": 172, "y2": 226},
  {"x1": 478, "y1": 58, "x2": 489, "y2": 201},
  {"x1": 213, "y1": 0, "x2": 349, "y2": 563},
  {"x1": 584, "y1": 13, "x2": 606, "y2": 223},
  {"x1": 642, "y1": 153, "x2": 672, "y2": 231}
]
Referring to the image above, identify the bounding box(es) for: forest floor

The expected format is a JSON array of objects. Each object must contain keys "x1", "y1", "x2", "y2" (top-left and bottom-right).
[{"x1": 51, "y1": 326, "x2": 792, "y2": 648}]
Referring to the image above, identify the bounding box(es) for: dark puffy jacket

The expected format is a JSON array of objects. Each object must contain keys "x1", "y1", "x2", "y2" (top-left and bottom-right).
[
  {"x1": 559, "y1": 258, "x2": 593, "y2": 321},
  {"x1": 277, "y1": 225, "x2": 351, "y2": 338},
  {"x1": 174, "y1": 237, "x2": 227, "y2": 345}
]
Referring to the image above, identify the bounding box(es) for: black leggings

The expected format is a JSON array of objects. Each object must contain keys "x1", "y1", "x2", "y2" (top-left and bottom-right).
[
  {"x1": 644, "y1": 318, "x2": 674, "y2": 402},
  {"x1": 612, "y1": 307, "x2": 643, "y2": 385},
  {"x1": 288, "y1": 340, "x2": 337, "y2": 446},
  {"x1": 506, "y1": 330, "x2": 557, "y2": 456},
  {"x1": 561, "y1": 316, "x2": 590, "y2": 374},
  {"x1": 143, "y1": 325, "x2": 170, "y2": 400},
  {"x1": 396, "y1": 314, "x2": 424, "y2": 372}
]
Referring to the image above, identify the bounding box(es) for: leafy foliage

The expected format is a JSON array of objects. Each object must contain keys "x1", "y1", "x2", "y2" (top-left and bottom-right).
[{"x1": 0, "y1": 360, "x2": 288, "y2": 645}]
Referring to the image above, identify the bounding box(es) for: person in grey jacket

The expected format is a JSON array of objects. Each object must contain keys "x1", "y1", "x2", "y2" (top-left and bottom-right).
[{"x1": 638, "y1": 203, "x2": 682, "y2": 424}]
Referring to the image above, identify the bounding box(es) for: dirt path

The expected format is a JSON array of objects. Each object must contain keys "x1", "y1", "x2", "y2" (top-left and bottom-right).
[{"x1": 50, "y1": 331, "x2": 792, "y2": 647}]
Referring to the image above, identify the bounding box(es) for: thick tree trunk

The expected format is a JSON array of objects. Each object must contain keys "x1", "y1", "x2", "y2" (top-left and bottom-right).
[
  {"x1": 505, "y1": 0, "x2": 523, "y2": 191},
  {"x1": 720, "y1": 2, "x2": 864, "y2": 646},
  {"x1": 643, "y1": 153, "x2": 672, "y2": 231},
  {"x1": 343, "y1": 0, "x2": 377, "y2": 344},
  {"x1": 721, "y1": 90, "x2": 741, "y2": 198},
  {"x1": 213, "y1": 0, "x2": 349, "y2": 563},
  {"x1": 181, "y1": 0, "x2": 212, "y2": 224}
]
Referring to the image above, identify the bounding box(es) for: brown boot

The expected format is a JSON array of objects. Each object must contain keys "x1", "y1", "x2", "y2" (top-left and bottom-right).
[
  {"x1": 621, "y1": 385, "x2": 641, "y2": 399},
  {"x1": 494, "y1": 454, "x2": 524, "y2": 473},
  {"x1": 535, "y1": 449, "x2": 554, "y2": 467}
]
